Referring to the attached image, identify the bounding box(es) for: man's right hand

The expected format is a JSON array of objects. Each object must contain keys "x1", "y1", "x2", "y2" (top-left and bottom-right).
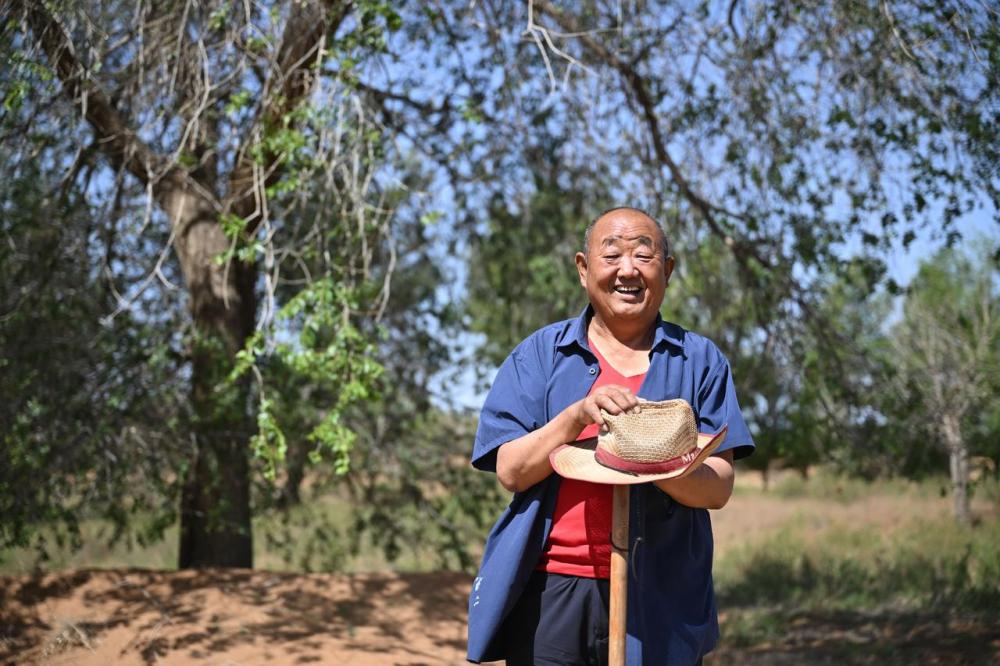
[
  {"x1": 496, "y1": 384, "x2": 641, "y2": 493},
  {"x1": 572, "y1": 384, "x2": 641, "y2": 430}
]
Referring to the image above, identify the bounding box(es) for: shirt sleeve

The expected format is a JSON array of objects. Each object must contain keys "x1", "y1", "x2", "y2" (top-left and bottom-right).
[
  {"x1": 697, "y1": 356, "x2": 755, "y2": 461},
  {"x1": 471, "y1": 344, "x2": 547, "y2": 473}
]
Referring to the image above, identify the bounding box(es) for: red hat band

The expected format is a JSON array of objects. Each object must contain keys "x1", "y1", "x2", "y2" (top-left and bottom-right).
[{"x1": 594, "y1": 446, "x2": 698, "y2": 475}]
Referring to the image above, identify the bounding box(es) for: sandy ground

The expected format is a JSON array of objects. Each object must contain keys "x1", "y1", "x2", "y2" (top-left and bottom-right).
[
  {"x1": 4, "y1": 566, "x2": 997, "y2": 666},
  {"x1": 2, "y1": 486, "x2": 998, "y2": 665},
  {"x1": 1, "y1": 568, "x2": 470, "y2": 665}
]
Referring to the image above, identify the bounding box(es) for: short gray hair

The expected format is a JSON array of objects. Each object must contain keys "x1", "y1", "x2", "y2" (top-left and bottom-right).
[{"x1": 584, "y1": 207, "x2": 670, "y2": 258}]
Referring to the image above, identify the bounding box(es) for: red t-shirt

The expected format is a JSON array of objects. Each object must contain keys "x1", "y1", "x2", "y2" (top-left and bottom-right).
[{"x1": 538, "y1": 341, "x2": 647, "y2": 578}]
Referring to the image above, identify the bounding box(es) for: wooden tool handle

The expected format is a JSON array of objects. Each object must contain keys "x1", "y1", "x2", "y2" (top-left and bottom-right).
[{"x1": 609, "y1": 484, "x2": 629, "y2": 666}]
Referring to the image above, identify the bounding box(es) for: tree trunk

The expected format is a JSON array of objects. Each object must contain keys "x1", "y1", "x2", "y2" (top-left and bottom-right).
[
  {"x1": 165, "y1": 184, "x2": 257, "y2": 568},
  {"x1": 20, "y1": 0, "x2": 346, "y2": 569},
  {"x1": 178, "y1": 422, "x2": 253, "y2": 568},
  {"x1": 942, "y1": 413, "x2": 971, "y2": 525},
  {"x1": 279, "y1": 440, "x2": 307, "y2": 508}
]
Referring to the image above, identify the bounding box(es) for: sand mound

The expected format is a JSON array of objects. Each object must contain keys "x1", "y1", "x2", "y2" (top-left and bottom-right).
[{"x1": 1, "y1": 568, "x2": 471, "y2": 665}]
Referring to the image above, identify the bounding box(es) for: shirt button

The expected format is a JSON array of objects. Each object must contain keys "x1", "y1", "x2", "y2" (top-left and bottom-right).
[{"x1": 589, "y1": 367, "x2": 596, "y2": 375}]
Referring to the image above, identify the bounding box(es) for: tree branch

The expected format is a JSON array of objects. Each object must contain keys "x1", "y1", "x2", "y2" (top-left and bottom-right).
[
  {"x1": 226, "y1": 0, "x2": 352, "y2": 224},
  {"x1": 532, "y1": 0, "x2": 772, "y2": 270},
  {"x1": 349, "y1": 78, "x2": 458, "y2": 130},
  {"x1": 19, "y1": 0, "x2": 168, "y2": 192}
]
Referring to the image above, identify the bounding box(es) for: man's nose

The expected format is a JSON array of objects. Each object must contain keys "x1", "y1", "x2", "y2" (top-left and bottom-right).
[{"x1": 618, "y1": 256, "x2": 639, "y2": 276}]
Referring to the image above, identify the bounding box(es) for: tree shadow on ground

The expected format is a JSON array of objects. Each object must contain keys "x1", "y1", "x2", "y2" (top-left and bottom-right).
[
  {"x1": 0, "y1": 568, "x2": 471, "y2": 665},
  {"x1": 0, "y1": 569, "x2": 133, "y2": 660},
  {"x1": 5, "y1": 568, "x2": 999, "y2": 665}
]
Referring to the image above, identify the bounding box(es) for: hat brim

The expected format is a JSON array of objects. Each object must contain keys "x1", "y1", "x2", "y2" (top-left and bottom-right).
[{"x1": 549, "y1": 426, "x2": 728, "y2": 485}]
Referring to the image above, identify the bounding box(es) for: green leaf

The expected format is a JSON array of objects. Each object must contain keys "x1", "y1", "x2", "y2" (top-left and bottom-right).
[
  {"x1": 208, "y1": 6, "x2": 229, "y2": 31},
  {"x1": 225, "y1": 90, "x2": 252, "y2": 115}
]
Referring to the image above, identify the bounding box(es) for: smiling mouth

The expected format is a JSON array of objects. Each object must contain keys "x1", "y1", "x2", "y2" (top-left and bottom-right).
[{"x1": 613, "y1": 285, "x2": 643, "y2": 296}]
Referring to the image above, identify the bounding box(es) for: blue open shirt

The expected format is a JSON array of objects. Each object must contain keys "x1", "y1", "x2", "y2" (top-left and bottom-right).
[{"x1": 467, "y1": 307, "x2": 755, "y2": 665}]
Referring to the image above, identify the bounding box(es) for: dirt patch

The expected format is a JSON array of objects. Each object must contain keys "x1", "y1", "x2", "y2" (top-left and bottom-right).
[
  {"x1": 1, "y1": 568, "x2": 470, "y2": 665},
  {"x1": 3, "y1": 489, "x2": 997, "y2": 664},
  {"x1": 4, "y1": 567, "x2": 998, "y2": 665}
]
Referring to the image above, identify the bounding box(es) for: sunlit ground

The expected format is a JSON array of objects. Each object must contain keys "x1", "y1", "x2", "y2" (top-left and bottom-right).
[{"x1": 2, "y1": 469, "x2": 998, "y2": 664}]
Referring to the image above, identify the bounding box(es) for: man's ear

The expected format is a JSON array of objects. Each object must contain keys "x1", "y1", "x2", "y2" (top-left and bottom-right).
[
  {"x1": 575, "y1": 251, "x2": 588, "y2": 288},
  {"x1": 664, "y1": 256, "x2": 675, "y2": 285}
]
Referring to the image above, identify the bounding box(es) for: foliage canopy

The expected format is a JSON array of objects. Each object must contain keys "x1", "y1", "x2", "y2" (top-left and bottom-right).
[{"x1": 1, "y1": 0, "x2": 998, "y2": 566}]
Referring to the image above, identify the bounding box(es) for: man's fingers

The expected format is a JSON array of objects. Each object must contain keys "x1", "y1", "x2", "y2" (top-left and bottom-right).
[
  {"x1": 592, "y1": 394, "x2": 622, "y2": 415},
  {"x1": 592, "y1": 389, "x2": 638, "y2": 417},
  {"x1": 602, "y1": 387, "x2": 640, "y2": 413},
  {"x1": 584, "y1": 403, "x2": 605, "y2": 425},
  {"x1": 577, "y1": 386, "x2": 642, "y2": 428}
]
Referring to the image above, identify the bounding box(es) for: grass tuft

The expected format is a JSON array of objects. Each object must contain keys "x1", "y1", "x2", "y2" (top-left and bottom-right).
[{"x1": 716, "y1": 517, "x2": 1000, "y2": 613}]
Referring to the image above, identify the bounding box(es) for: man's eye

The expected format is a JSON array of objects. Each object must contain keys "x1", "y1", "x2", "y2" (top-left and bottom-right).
[
  {"x1": 604, "y1": 254, "x2": 621, "y2": 261},
  {"x1": 636, "y1": 254, "x2": 653, "y2": 261}
]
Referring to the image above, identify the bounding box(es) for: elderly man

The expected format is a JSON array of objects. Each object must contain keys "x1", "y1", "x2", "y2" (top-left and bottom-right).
[{"x1": 466, "y1": 207, "x2": 755, "y2": 666}]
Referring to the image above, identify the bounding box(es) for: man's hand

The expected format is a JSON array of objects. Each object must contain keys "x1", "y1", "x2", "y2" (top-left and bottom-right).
[
  {"x1": 496, "y1": 384, "x2": 639, "y2": 493},
  {"x1": 571, "y1": 385, "x2": 641, "y2": 429}
]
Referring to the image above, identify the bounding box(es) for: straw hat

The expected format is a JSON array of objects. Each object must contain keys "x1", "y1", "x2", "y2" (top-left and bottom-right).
[{"x1": 549, "y1": 399, "x2": 727, "y2": 485}]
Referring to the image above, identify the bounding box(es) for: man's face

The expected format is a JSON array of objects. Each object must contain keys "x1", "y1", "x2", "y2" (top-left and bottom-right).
[{"x1": 576, "y1": 211, "x2": 674, "y2": 329}]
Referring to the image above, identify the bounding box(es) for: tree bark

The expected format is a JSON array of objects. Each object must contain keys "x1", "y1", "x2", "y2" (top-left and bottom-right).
[
  {"x1": 164, "y1": 181, "x2": 257, "y2": 568},
  {"x1": 279, "y1": 437, "x2": 308, "y2": 508},
  {"x1": 942, "y1": 413, "x2": 971, "y2": 525}
]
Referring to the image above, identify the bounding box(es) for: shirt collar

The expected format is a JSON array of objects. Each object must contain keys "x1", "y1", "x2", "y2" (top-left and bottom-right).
[
  {"x1": 554, "y1": 306, "x2": 593, "y2": 352},
  {"x1": 556, "y1": 305, "x2": 685, "y2": 355}
]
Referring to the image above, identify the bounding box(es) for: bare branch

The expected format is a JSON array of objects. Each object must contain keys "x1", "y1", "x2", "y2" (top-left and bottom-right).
[
  {"x1": 18, "y1": 0, "x2": 169, "y2": 192},
  {"x1": 227, "y1": 0, "x2": 351, "y2": 225},
  {"x1": 532, "y1": 0, "x2": 772, "y2": 271},
  {"x1": 524, "y1": 0, "x2": 595, "y2": 95}
]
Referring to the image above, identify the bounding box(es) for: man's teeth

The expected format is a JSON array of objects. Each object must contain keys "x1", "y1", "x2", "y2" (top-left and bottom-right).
[{"x1": 615, "y1": 286, "x2": 641, "y2": 293}]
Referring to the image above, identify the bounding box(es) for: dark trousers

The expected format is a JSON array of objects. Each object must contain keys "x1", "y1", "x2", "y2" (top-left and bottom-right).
[
  {"x1": 502, "y1": 571, "x2": 706, "y2": 665},
  {"x1": 503, "y1": 571, "x2": 611, "y2": 666}
]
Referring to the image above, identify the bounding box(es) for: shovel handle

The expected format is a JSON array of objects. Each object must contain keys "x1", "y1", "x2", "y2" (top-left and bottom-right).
[{"x1": 609, "y1": 484, "x2": 629, "y2": 666}]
